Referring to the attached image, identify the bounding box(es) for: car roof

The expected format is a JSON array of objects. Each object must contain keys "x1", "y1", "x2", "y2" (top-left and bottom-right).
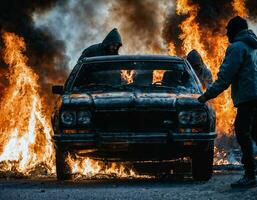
[{"x1": 79, "y1": 55, "x2": 185, "y2": 63}]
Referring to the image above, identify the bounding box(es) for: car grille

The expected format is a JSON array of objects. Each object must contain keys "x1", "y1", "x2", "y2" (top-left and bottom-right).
[{"x1": 91, "y1": 110, "x2": 177, "y2": 132}]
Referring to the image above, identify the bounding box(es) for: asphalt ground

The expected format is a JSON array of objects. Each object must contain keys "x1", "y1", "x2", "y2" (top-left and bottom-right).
[{"x1": 0, "y1": 171, "x2": 257, "y2": 200}]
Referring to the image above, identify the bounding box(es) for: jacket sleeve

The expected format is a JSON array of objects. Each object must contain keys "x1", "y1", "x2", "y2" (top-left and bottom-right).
[
  {"x1": 204, "y1": 42, "x2": 246, "y2": 99},
  {"x1": 77, "y1": 43, "x2": 102, "y2": 61}
]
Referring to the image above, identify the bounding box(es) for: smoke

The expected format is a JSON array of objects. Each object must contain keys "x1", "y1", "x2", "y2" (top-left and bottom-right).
[
  {"x1": 0, "y1": 0, "x2": 172, "y2": 107},
  {"x1": 1, "y1": 0, "x2": 257, "y2": 88},
  {"x1": 32, "y1": 0, "x2": 257, "y2": 68},
  {"x1": 109, "y1": 0, "x2": 170, "y2": 55},
  {"x1": 245, "y1": 0, "x2": 257, "y2": 21},
  {"x1": 33, "y1": 0, "x2": 112, "y2": 68},
  {"x1": 162, "y1": 13, "x2": 187, "y2": 56},
  {"x1": 0, "y1": 0, "x2": 69, "y2": 99},
  {"x1": 34, "y1": 0, "x2": 171, "y2": 67},
  {"x1": 192, "y1": 0, "x2": 234, "y2": 30}
]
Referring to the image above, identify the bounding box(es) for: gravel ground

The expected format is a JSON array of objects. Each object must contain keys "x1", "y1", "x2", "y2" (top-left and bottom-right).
[{"x1": 0, "y1": 171, "x2": 257, "y2": 200}]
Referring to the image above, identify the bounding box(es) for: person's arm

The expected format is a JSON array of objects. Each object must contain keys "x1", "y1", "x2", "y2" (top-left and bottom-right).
[{"x1": 202, "y1": 42, "x2": 246, "y2": 100}]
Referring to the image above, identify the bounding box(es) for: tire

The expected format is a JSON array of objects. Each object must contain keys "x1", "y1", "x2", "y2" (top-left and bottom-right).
[
  {"x1": 191, "y1": 142, "x2": 214, "y2": 181},
  {"x1": 55, "y1": 145, "x2": 72, "y2": 181}
]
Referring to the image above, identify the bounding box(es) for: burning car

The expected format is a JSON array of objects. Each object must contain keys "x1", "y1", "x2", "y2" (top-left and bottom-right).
[{"x1": 52, "y1": 55, "x2": 216, "y2": 181}]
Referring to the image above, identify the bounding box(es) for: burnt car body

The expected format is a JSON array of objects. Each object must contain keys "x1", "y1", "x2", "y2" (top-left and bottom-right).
[{"x1": 52, "y1": 55, "x2": 216, "y2": 180}]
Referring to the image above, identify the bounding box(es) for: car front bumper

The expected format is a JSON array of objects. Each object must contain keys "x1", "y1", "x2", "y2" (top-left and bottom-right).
[{"x1": 53, "y1": 131, "x2": 216, "y2": 147}]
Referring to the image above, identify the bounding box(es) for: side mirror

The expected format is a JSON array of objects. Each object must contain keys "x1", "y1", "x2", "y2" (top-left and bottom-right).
[{"x1": 52, "y1": 85, "x2": 64, "y2": 95}]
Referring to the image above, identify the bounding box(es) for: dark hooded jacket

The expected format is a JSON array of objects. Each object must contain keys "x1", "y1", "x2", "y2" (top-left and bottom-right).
[
  {"x1": 204, "y1": 29, "x2": 257, "y2": 106},
  {"x1": 187, "y1": 50, "x2": 213, "y2": 89},
  {"x1": 78, "y1": 28, "x2": 122, "y2": 60}
]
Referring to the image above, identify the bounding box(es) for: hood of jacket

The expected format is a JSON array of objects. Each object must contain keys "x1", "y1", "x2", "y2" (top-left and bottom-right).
[
  {"x1": 233, "y1": 29, "x2": 257, "y2": 49},
  {"x1": 102, "y1": 28, "x2": 122, "y2": 48},
  {"x1": 186, "y1": 50, "x2": 204, "y2": 67}
]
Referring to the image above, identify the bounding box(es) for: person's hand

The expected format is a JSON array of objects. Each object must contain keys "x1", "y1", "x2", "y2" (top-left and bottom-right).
[{"x1": 198, "y1": 94, "x2": 208, "y2": 103}]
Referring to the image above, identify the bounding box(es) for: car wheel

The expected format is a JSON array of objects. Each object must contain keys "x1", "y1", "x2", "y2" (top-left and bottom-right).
[
  {"x1": 55, "y1": 145, "x2": 72, "y2": 181},
  {"x1": 191, "y1": 142, "x2": 214, "y2": 181}
]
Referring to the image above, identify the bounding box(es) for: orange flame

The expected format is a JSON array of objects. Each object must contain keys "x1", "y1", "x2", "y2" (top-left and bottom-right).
[
  {"x1": 168, "y1": 42, "x2": 177, "y2": 56},
  {"x1": 0, "y1": 32, "x2": 54, "y2": 174},
  {"x1": 176, "y1": 0, "x2": 206, "y2": 57},
  {"x1": 232, "y1": 0, "x2": 248, "y2": 17},
  {"x1": 152, "y1": 70, "x2": 166, "y2": 83},
  {"x1": 66, "y1": 155, "x2": 141, "y2": 178},
  {"x1": 121, "y1": 70, "x2": 135, "y2": 84}
]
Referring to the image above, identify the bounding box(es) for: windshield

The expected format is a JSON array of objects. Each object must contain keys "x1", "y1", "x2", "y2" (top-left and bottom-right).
[{"x1": 71, "y1": 61, "x2": 201, "y2": 94}]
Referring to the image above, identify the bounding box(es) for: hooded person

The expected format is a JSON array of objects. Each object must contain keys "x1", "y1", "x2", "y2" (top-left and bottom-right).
[
  {"x1": 78, "y1": 28, "x2": 122, "y2": 60},
  {"x1": 187, "y1": 50, "x2": 213, "y2": 89},
  {"x1": 198, "y1": 16, "x2": 257, "y2": 188}
]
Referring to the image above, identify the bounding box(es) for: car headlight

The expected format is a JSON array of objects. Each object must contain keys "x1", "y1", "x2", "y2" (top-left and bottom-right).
[
  {"x1": 178, "y1": 110, "x2": 208, "y2": 125},
  {"x1": 77, "y1": 111, "x2": 91, "y2": 125},
  {"x1": 61, "y1": 111, "x2": 76, "y2": 125}
]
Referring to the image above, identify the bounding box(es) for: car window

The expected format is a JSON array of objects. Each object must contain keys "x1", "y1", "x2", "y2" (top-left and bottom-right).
[{"x1": 71, "y1": 61, "x2": 201, "y2": 94}]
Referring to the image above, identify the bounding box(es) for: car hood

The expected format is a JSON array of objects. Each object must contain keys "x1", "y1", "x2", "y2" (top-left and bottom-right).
[{"x1": 62, "y1": 91, "x2": 201, "y2": 109}]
